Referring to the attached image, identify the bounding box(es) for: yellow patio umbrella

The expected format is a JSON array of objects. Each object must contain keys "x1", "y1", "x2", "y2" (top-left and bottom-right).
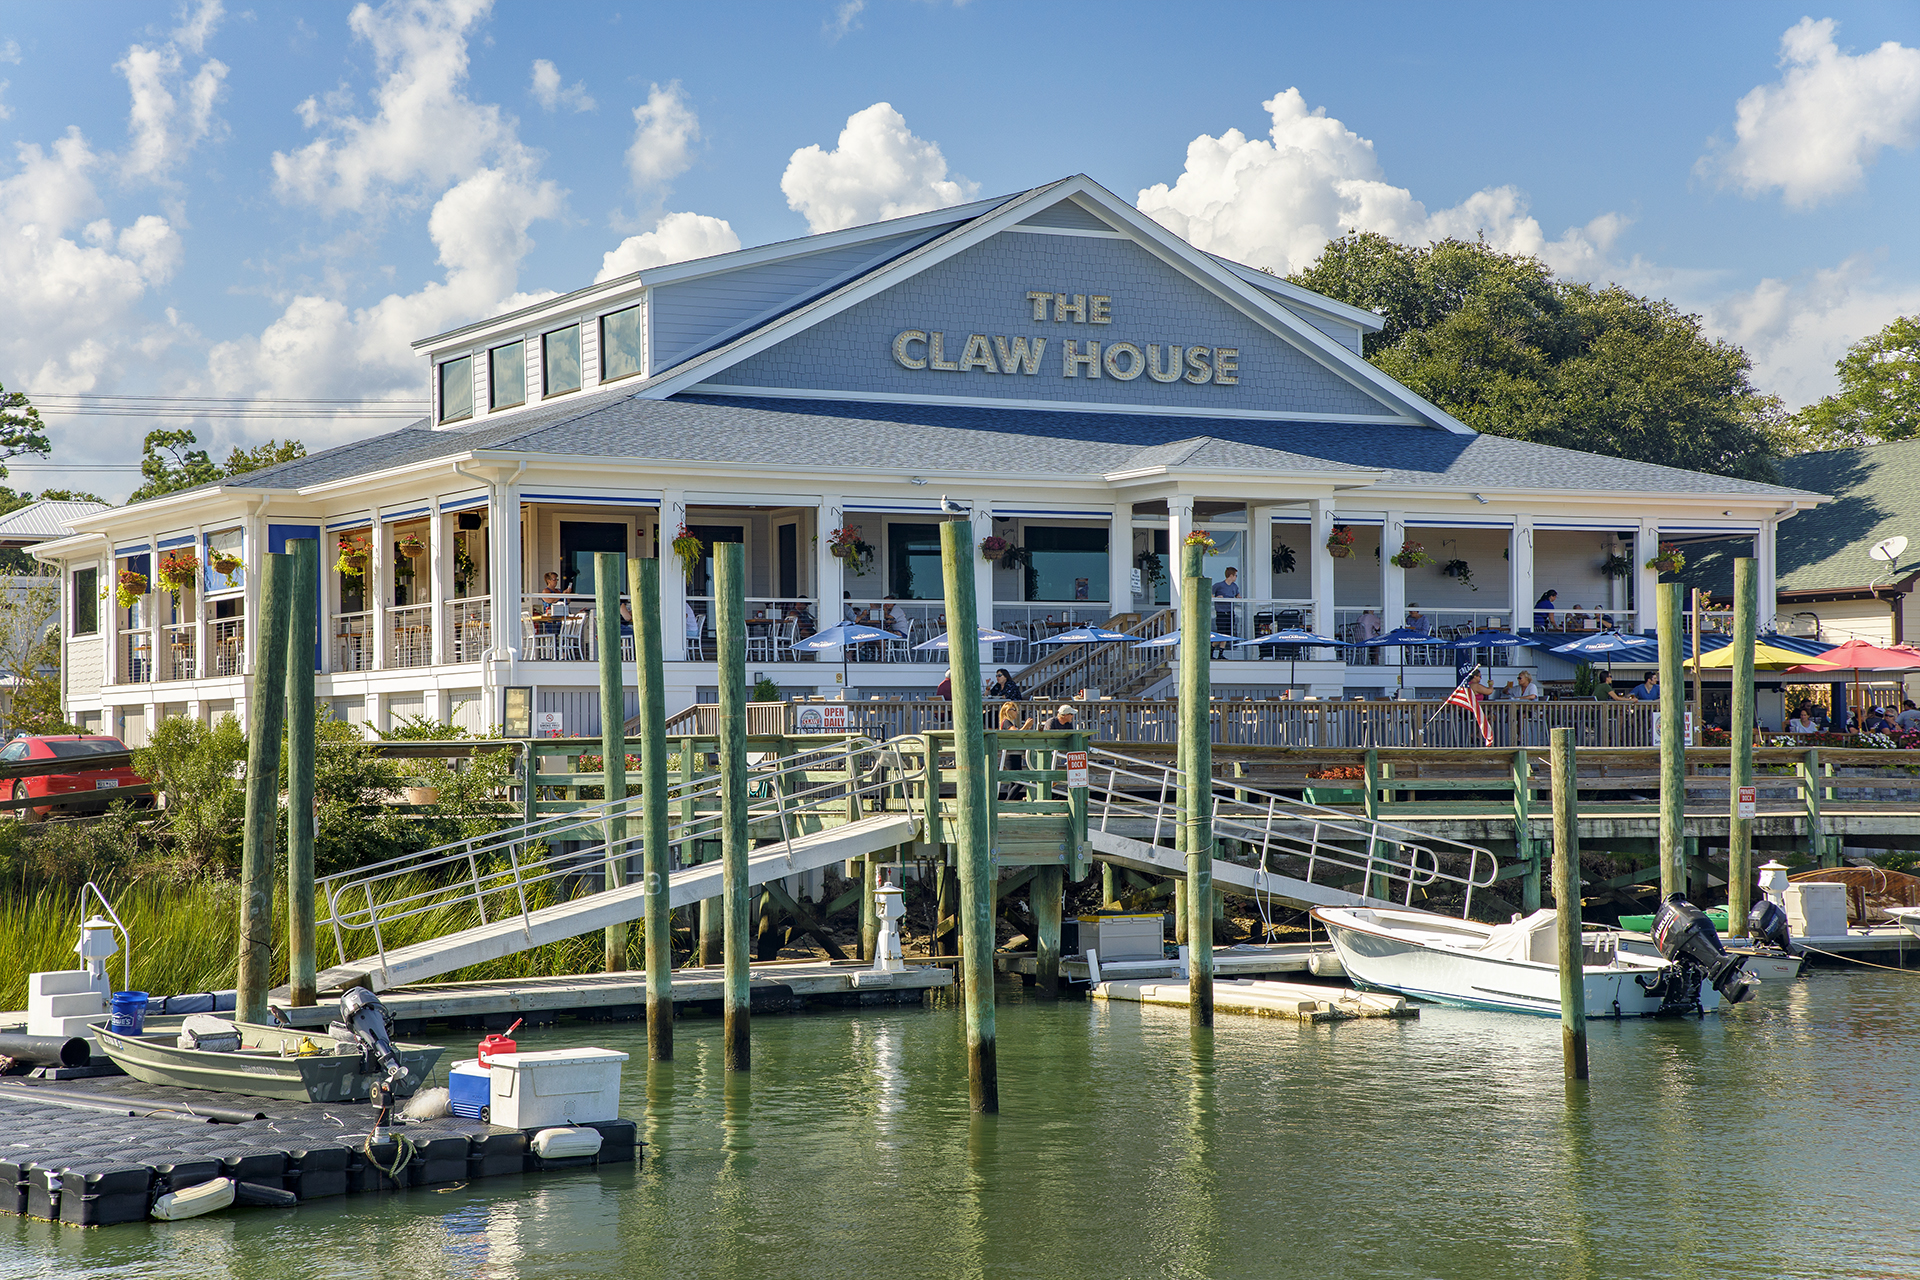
[{"x1": 1686, "y1": 640, "x2": 1809, "y2": 671}]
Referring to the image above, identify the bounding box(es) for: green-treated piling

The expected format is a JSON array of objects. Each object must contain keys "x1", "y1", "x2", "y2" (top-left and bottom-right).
[
  {"x1": 1657, "y1": 582, "x2": 1685, "y2": 898},
  {"x1": 630, "y1": 556, "x2": 672, "y2": 1059},
  {"x1": 1727, "y1": 558, "x2": 1757, "y2": 937},
  {"x1": 1180, "y1": 541, "x2": 1214, "y2": 1028},
  {"x1": 285, "y1": 539, "x2": 318, "y2": 1006},
  {"x1": 939, "y1": 519, "x2": 997, "y2": 1112},
  {"x1": 716, "y1": 542, "x2": 750, "y2": 1071},
  {"x1": 1033, "y1": 865, "x2": 1063, "y2": 996},
  {"x1": 237, "y1": 550, "x2": 292, "y2": 1024},
  {"x1": 1550, "y1": 726, "x2": 1589, "y2": 1080},
  {"x1": 595, "y1": 551, "x2": 629, "y2": 972}
]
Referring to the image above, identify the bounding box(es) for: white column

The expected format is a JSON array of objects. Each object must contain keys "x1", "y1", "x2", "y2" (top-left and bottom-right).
[
  {"x1": 495, "y1": 482, "x2": 522, "y2": 661},
  {"x1": 1249, "y1": 505, "x2": 1275, "y2": 606},
  {"x1": 371, "y1": 520, "x2": 389, "y2": 671},
  {"x1": 1634, "y1": 519, "x2": 1659, "y2": 632},
  {"x1": 1308, "y1": 498, "x2": 1335, "y2": 636},
  {"x1": 1108, "y1": 503, "x2": 1133, "y2": 616},
  {"x1": 429, "y1": 510, "x2": 447, "y2": 665},
  {"x1": 241, "y1": 512, "x2": 263, "y2": 678},
  {"x1": 1510, "y1": 518, "x2": 1534, "y2": 632},
  {"x1": 364, "y1": 690, "x2": 381, "y2": 738},
  {"x1": 424, "y1": 688, "x2": 445, "y2": 724},
  {"x1": 661, "y1": 489, "x2": 687, "y2": 661},
  {"x1": 971, "y1": 500, "x2": 994, "y2": 671},
  {"x1": 1757, "y1": 517, "x2": 1778, "y2": 630},
  {"x1": 1382, "y1": 511, "x2": 1406, "y2": 632},
  {"x1": 320, "y1": 530, "x2": 338, "y2": 674},
  {"x1": 190, "y1": 524, "x2": 208, "y2": 686},
  {"x1": 1168, "y1": 496, "x2": 1196, "y2": 618},
  {"x1": 814, "y1": 494, "x2": 842, "y2": 640}
]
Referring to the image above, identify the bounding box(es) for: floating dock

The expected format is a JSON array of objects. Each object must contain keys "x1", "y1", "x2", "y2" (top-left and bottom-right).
[
  {"x1": 998, "y1": 940, "x2": 1335, "y2": 986},
  {"x1": 0, "y1": 1074, "x2": 636, "y2": 1228},
  {"x1": 1093, "y1": 977, "x2": 1416, "y2": 1022}
]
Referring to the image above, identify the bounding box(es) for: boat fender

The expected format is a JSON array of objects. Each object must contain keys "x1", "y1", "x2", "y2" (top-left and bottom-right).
[
  {"x1": 530, "y1": 1127, "x2": 602, "y2": 1160},
  {"x1": 151, "y1": 1177, "x2": 234, "y2": 1221},
  {"x1": 233, "y1": 1180, "x2": 298, "y2": 1208}
]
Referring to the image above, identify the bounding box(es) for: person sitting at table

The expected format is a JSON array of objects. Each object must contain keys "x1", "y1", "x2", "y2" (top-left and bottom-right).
[
  {"x1": 1865, "y1": 705, "x2": 1895, "y2": 733},
  {"x1": 618, "y1": 599, "x2": 633, "y2": 637},
  {"x1": 1612, "y1": 671, "x2": 1658, "y2": 702},
  {"x1": 1565, "y1": 604, "x2": 1588, "y2": 630},
  {"x1": 1042, "y1": 703, "x2": 1077, "y2": 733},
  {"x1": 1404, "y1": 605, "x2": 1430, "y2": 635},
  {"x1": 987, "y1": 668, "x2": 1025, "y2": 701},
  {"x1": 882, "y1": 596, "x2": 909, "y2": 635},
  {"x1": 936, "y1": 668, "x2": 953, "y2": 701},
  {"x1": 1463, "y1": 669, "x2": 1494, "y2": 702},
  {"x1": 1596, "y1": 612, "x2": 1616, "y2": 630},
  {"x1": 1533, "y1": 589, "x2": 1558, "y2": 630},
  {"x1": 1513, "y1": 670, "x2": 1541, "y2": 700},
  {"x1": 1785, "y1": 705, "x2": 1818, "y2": 734}
]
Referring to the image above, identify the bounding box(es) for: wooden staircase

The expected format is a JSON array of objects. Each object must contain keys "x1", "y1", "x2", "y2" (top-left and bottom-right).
[{"x1": 1019, "y1": 609, "x2": 1176, "y2": 702}]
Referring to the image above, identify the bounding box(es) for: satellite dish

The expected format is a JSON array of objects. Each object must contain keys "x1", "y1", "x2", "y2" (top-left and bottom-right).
[{"x1": 1870, "y1": 536, "x2": 1909, "y2": 563}]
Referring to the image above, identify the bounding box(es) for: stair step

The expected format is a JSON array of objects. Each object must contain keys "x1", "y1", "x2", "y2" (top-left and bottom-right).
[
  {"x1": 29, "y1": 970, "x2": 107, "y2": 998},
  {"x1": 31, "y1": 991, "x2": 108, "y2": 1019}
]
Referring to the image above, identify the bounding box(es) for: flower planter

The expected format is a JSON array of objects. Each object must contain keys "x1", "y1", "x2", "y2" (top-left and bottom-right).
[
  {"x1": 211, "y1": 559, "x2": 242, "y2": 577},
  {"x1": 403, "y1": 786, "x2": 440, "y2": 806},
  {"x1": 831, "y1": 544, "x2": 854, "y2": 559},
  {"x1": 1328, "y1": 546, "x2": 1352, "y2": 559}
]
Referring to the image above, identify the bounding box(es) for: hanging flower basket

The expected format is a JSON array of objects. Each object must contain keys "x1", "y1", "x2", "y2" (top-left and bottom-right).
[
  {"x1": 115, "y1": 569, "x2": 149, "y2": 610},
  {"x1": 1389, "y1": 539, "x2": 1432, "y2": 570},
  {"x1": 1184, "y1": 530, "x2": 1218, "y2": 554},
  {"x1": 1326, "y1": 525, "x2": 1355, "y2": 559},
  {"x1": 393, "y1": 532, "x2": 427, "y2": 558},
  {"x1": 210, "y1": 553, "x2": 243, "y2": 578},
  {"x1": 672, "y1": 524, "x2": 705, "y2": 580},
  {"x1": 826, "y1": 525, "x2": 872, "y2": 571},
  {"x1": 1441, "y1": 558, "x2": 1478, "y2": 590},
  {"x1": 158, "y1": 550, "x2": 201, "y2": 593},
  {"x1": 979, "y1": 535, "x2": 1011, "y2": 562},
  {"x1": 335, "y1": 534, "x2": 371, "y2": 576},
  {"x1": 1599, "y1": 552, "x2": 1634, "y2": 579},
  {"x1": 1646, "y1": 543, "x2": 1686, "y2": 574}
]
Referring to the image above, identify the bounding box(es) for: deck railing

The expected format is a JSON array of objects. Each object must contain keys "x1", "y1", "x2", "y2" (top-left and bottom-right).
[
  {"x1": 161, "y1": 623, "x2": 195, "y2": 682},
  {"x1": 388, "y1": 603, "x2": 433, "y2": 668},
  {"x1": 209, "y1": 617, "x2": 245, "y2": 677},
  {"x1": 446, "y1": 596, "x2": 491, "y2": 663},
  {"x1": 333, "y1": 611, "x2": 373, "y2": 672}
]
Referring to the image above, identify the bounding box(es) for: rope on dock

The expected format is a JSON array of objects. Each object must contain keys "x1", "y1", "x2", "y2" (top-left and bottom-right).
[
  {"x1": 363, "y1": 1132, "x2": 417, "y2": 1181},
  {"x1": 1793, "y1": 943, "x2": 1919, "y2": 975}
]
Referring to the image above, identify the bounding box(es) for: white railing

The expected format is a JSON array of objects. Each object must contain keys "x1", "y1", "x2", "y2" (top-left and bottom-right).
[
  {"x1": 1085, "y1": 746, "x2": 1501, "y2": 915},
  {"x1": 209, "y1": 618, "x2": 245, "y2": 677},
  {"x1": 161, "y1": 623, "x2": 195, "y2": 682},
  {"x1": 315, "y1": 737, "x2": 919, "y2": 975},
  {"x1": 388, "y1": 603, "x2": 433, "y2": 668},
  {"x1": 691, "y1": 597, "x2": 823, "y2": 663},
  {"x1": 333, "y1": 611, "x2": 373, "y2": 672},
  {"x1": 1332, "y1": 607, "x2": 1531, "y2": 670},
  {"x1": 989, "y1": 604, "x2": 1117, "y2": 666},
  {"x1": 117, "y1": 628, "x2": 152, "y2": 684},
  {"x1": 446, "y1": 597, "x2": 491, "y2": 663},
  {"x1": 1206, "y1": 599, "x2": 1319, "y2": 660}
]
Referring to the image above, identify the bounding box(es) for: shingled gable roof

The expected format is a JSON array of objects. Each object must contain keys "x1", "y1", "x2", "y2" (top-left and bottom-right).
[
  {"x1": 638, "y1": 174, "x2": 1461, "y2": 431},
  {"x1": 1768, "y1": 438, "x2": 1920, "y2": 595}
]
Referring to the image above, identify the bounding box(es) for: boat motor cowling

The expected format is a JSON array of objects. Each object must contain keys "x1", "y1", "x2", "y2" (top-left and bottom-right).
[
  {"x1": 1646, "y1": 894, "x2": 1756, "y2": 1011},
  {"x1": 336, "y1": 986, "x2": 417, "y2": 1096},
  {"x1": 1746, "y1": 899, "x2": 1799, "y2": 956}
]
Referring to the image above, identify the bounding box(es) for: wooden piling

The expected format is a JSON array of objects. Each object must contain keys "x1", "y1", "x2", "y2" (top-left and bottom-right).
[
  {"x1": 237, "y1": 551, "x2": 293, "y2": 1025},
  {"x1": 1726, "y1": 557, "x2": 1757, "y2": 937},
  {"x1": 939, "y1": 519, "x2": 997, "y2": 1112},
  {"x1": 284, "y1": 539, "x2": 318, "y2": 1007},
  {"x1": 1550, "y1": 726, "x2": 1589, "y2": 1080},
  {"x1": 1179, "y1": 541, "x2": 1214, "y2": 1028},
  {"x1": 1657, "y1": 582, "x2": 1685, "y2": 897},
  {"x1": 630, "y1": 556, "x2": 672, "y2": 1060},
  {"x1": 595, "y1": 551, "x2": 629, "y2": 973},
  {"x1": 1034, "y1": 865, "x2": 1063, "y2": 996},
  {"x1": 860, "y1": 855, "x2": 881, "y2": 961},
  {"x1": 715, "y1": 542, "x2": 750, "y2": 1072}
]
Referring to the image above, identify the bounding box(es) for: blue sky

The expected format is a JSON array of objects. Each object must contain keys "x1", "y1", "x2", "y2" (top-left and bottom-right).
[{"x1": 1, "y1": 0, "x2": 1917, "y2": 499}]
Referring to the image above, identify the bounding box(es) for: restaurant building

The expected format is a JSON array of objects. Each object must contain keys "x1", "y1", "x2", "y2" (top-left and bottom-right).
[{"x1": 38, "y1": 175, "x2": 1825, "y2": 742}]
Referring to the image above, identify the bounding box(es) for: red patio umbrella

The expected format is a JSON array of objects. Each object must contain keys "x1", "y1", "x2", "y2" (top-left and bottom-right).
[{"x1": 1786, "y1": 639, "x2": 1920, "y2": 725}]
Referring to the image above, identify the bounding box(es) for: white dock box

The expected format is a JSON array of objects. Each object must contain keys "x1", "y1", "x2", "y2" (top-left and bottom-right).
[
  {"x1": 1784, "y1": 882, "x2": 1848, "y2": 938},
  {"x1": 486, "y1": 1048, "x2": 628, "y2": 1129},
  {"x1": 1078, "y1": 913, "x2": 1166, "y2": 963}
]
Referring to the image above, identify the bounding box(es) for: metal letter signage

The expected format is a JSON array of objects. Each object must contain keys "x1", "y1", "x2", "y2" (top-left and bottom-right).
[{"x1": 890, "y1": 291, "x2": 1241, "y2": 388}]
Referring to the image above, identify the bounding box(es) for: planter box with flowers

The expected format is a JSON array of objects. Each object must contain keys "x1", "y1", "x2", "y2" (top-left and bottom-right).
[
  {"x1": 115, "y1": 569, "x2": 149, "y2": 610},
  {"x1": 158, "y1": 549, "x2": 201, "y2": 594},
  {"x1": 1326, "y1": 525, "x2": 1355, "y2": 559},
  {"x1": 1645, "y1": 543, "x2": 1686, "y2": 575},
  {"x1": 1389, "y1": 539, "x2": 1432, "y2": 570}
]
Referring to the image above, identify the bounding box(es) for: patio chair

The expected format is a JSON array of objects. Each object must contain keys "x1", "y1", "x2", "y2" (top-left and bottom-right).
[
  {"x1": 557, "y1": 612, "x2": 588, "y2": 661},
  {"x1": 773, "y1": 616, "x2": 797, "y2": 661},
  {"x1": 746, "y1": 621, "x2": 774, "y2": 664}
]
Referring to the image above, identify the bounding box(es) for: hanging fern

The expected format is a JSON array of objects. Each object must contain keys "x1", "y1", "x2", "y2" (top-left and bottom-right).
[{"x1": 1272, "y1": 543, "x2": 1296, "y2": 575}]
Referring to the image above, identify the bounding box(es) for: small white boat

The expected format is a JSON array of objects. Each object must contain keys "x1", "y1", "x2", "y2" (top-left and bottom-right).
[
  {"x1": 1312, "y1": 905, "x2": 1744, "y2": 1018},
  {"x1": 1888, "y1": 906, "x2": 1920, "y2": 942}
]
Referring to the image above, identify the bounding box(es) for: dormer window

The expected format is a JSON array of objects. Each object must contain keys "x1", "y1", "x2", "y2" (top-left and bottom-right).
[
  {"x1": 544, "y1": 325, "x2": 581, "y2": 396},
  {"x1": 491, "y1": 341, "x2": 526, "y2": 410},
  {"x1": 439, "y1": 356, "x2": 473, "y2": 423},
  {"x1": 601, "y1": 305, "x2": 642, "y2": 381}
]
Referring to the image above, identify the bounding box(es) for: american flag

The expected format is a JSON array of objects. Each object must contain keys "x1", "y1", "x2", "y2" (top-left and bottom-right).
[{"x1": 1444, "y1": 666, "x2": 1494, "y2": 746}]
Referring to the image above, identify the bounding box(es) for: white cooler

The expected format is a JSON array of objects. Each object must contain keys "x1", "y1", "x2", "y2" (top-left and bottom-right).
[
  {"x1": 486, "y1": 1048, "x2": 629, "y2": 1129},
  {"x1": 1784, "y1": 882, "x2": 1849, "y2": 938}
]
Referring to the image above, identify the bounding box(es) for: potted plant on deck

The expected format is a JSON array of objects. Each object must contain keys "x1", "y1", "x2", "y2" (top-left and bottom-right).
[
  {"x1": 158, "y1": 549, "x2": 200, "y2": 595},
  {"x1": 1326, "y1": 525, "x2": 1355, "y2": 559}
]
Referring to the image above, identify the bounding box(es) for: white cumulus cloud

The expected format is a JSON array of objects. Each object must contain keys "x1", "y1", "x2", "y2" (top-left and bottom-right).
[
  {"x1": 1705, "y1": 256, "x2": 1920, "y2": 410},
  {"x1": 530, "y1": 58, "x2": 594, "y2": 113},
  {"x1": 626, "y1": 81, "x2": 699, "y2": 191},
  {"x1": 117, "y1": 39, "x2": 228, "y2": 182},
  {"x1": 1706, "y1": 18, "x2": 1920, "y2": 208},
  {"x1": 1136, "y1": 88, "x2": 1624, "y2": 278},
  {"x1": 780, "y1": 102, "x2": 977, "y2": 233},
  {"x1": 596, "y1": 210, "x2": 740, "y2": 282}
]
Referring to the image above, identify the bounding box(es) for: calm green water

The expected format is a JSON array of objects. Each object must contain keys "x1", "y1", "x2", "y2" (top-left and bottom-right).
[{"x1": 7, "y1": 970, "x2": 1917, "y2": 1280}]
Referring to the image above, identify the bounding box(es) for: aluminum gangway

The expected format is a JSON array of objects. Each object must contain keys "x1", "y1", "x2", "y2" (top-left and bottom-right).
[
  {"x1": 296, "y1": 738, "x2": 919, "y2": 995},
  {"x1": 1083, "y1": 747, "x2": 1503, "y2": 916}
]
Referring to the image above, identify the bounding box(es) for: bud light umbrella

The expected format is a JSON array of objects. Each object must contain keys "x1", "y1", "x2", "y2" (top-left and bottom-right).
[
  {"x1": 1360, "y1": 626, "x2": 1448, "y2": 690},
  {"x1": 912, "y1": 625, "x2": 1025, "y2": 650},
  {"x1": 1133, "y1": 629, "x2": 1238, "y2": 649},
  {"x1": 1229, "y1": 627, "x2": 1342, "y2": 689},
  {"x1": 1549, "y1": 628, "x2": 1641, "y2": 679},
  {"x1": 1442, "y1": 628, "x2": 1544, "y2": 685},
  {"x1": 1032, "y1": 625, "x2": 1133, "y2": 645},
  {"x1": 791, "y1": 620, "x2": 899, "y2": 691}
]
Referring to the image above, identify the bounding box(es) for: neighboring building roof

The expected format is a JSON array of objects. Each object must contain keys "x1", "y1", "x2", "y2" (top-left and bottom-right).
[
  {"x1": 143, "y1": 392, "x2": 1820, "y2": 502},
  {"x1": 0, "y1": 499, "x2": 111, "y2": 546},
  {"x1": 1769, "y1": 438, "x2": 1920, "y2": 595}
]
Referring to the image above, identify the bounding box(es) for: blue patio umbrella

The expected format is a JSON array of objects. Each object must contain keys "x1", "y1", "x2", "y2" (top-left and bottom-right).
[
  {"x1": 1032, "y1": 625, "x2": 1133, "y2": 645},
  {"x1": 1360, "y1": 626, "x2": 1446, "y2": 689},
  {"x1": 1549, "y1": 628, "x2": 1641, "y2": 680},
  {"x1": 912, "y1": 625, "x2": 1024, "y2": 650},
  {"x1": 1133, "y1": 629, "x2": 1237, "y2": 649},
  {"x1": 1229, "y1": 627, "x2": 1342, "y2": 688},
  {"x1": 790, "y1": 620, "x2": 899, "y2": 690},
  {"x1": 1442, "y1": 629, "x2": 1544, "y2": 685}
]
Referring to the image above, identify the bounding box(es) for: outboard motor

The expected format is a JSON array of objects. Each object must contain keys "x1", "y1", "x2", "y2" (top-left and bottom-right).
[
  {"x1": 335, "y1": 986, "x2": 416, "y2": 1096},
  {"x1": 1747, "y1": 899, "x2": 1799, "y2": 956},
  {"x1": 1638, "y1": 894, "x2": 1757, "y2": 1014}
]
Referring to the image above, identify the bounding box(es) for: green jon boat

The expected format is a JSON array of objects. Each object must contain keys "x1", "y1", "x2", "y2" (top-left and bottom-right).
[{"x1": 94, "y1": 1015, "x2": 444, "y2": 1103}]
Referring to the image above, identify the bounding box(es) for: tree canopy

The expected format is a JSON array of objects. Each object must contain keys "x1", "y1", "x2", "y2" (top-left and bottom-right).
[
  {"x1": 1790, "y1": 314, "x2": 1920, "y2": 448},
  {"x1": 1287, "y1": 232, "x2": 1789, "y2": 482},
  {"x1": 0, "y1": 380, "x2": 52, "y2": 482},
  {"x1": 130, "y1": 429, "x2": 306, "y2": 502}
]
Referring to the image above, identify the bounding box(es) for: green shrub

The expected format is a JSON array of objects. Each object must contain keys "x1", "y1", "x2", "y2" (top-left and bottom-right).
[{"x1": 134, "y1": 713, "x2": 246, "y2": 874}]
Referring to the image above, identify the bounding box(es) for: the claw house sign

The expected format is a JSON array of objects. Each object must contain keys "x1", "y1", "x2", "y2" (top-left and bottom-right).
[{"x1": 891, "y1": 290, "x2": 1241, "y2": 386}]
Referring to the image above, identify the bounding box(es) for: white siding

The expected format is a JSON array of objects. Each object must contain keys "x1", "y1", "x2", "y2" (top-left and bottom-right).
[
  {"x1": 449, "y1": 687, "x2": 485, "y2": 735},
  {"x1": 67, "y1": 635, "x2": 103, "y2": 701},
  {"x1": 1399, "y1": 528, "x2": 1512, "y2": 611},
  {"x1": 1531, "y1": 530, "x2": 1634, "y2": 620}
]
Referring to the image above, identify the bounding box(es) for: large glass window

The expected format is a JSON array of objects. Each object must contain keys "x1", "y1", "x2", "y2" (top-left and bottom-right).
[
  {"x1": 439, "y1": 356, "x2": 473, "y2": 423},
  {"x1": 544, "y1": 325, "x2": 581, "y2": 396},
  {"x1": 490, "y1": 341, "x2": 525, "y2": 409},
  {"x1": 204, "y1": 527, "x2": 243, "y2": 593},
  {"x1": 601, "y1": 305, "x2": 643, "y2": 381},
  {"x1": 1024, "y1": 526, "x2": 1108, "y2": 602},
  {"x1": 684, "y1": 524, "x2": 743, "y2": 598},
  {"x1": 887, "y1": 523, "x2": 943, "y2": 600},
  {"x1": 557, "y1": 521, "x2": 630, "y2": 597},
  {"x1": 72, "y1": 566, "x2": 97, "y2": 635}
]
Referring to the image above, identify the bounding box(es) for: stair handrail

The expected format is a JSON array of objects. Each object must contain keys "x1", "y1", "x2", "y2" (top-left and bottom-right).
[
  {"x1": 79, "y1": 880, "x2": 131, "y2": 994},
  {"x1": 1021, "y1": 608, "x2": 1175, "y2": 700}
]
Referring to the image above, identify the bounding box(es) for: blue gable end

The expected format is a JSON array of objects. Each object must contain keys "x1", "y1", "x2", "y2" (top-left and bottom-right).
[{"x1": 695, "y1": 229, "x2": 1402, "y2": 419}]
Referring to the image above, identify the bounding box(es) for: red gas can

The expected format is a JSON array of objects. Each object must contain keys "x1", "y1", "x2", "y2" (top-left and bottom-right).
[{"x1": 477, "y1": 1018, "x2": 523, "y2": 1067}]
